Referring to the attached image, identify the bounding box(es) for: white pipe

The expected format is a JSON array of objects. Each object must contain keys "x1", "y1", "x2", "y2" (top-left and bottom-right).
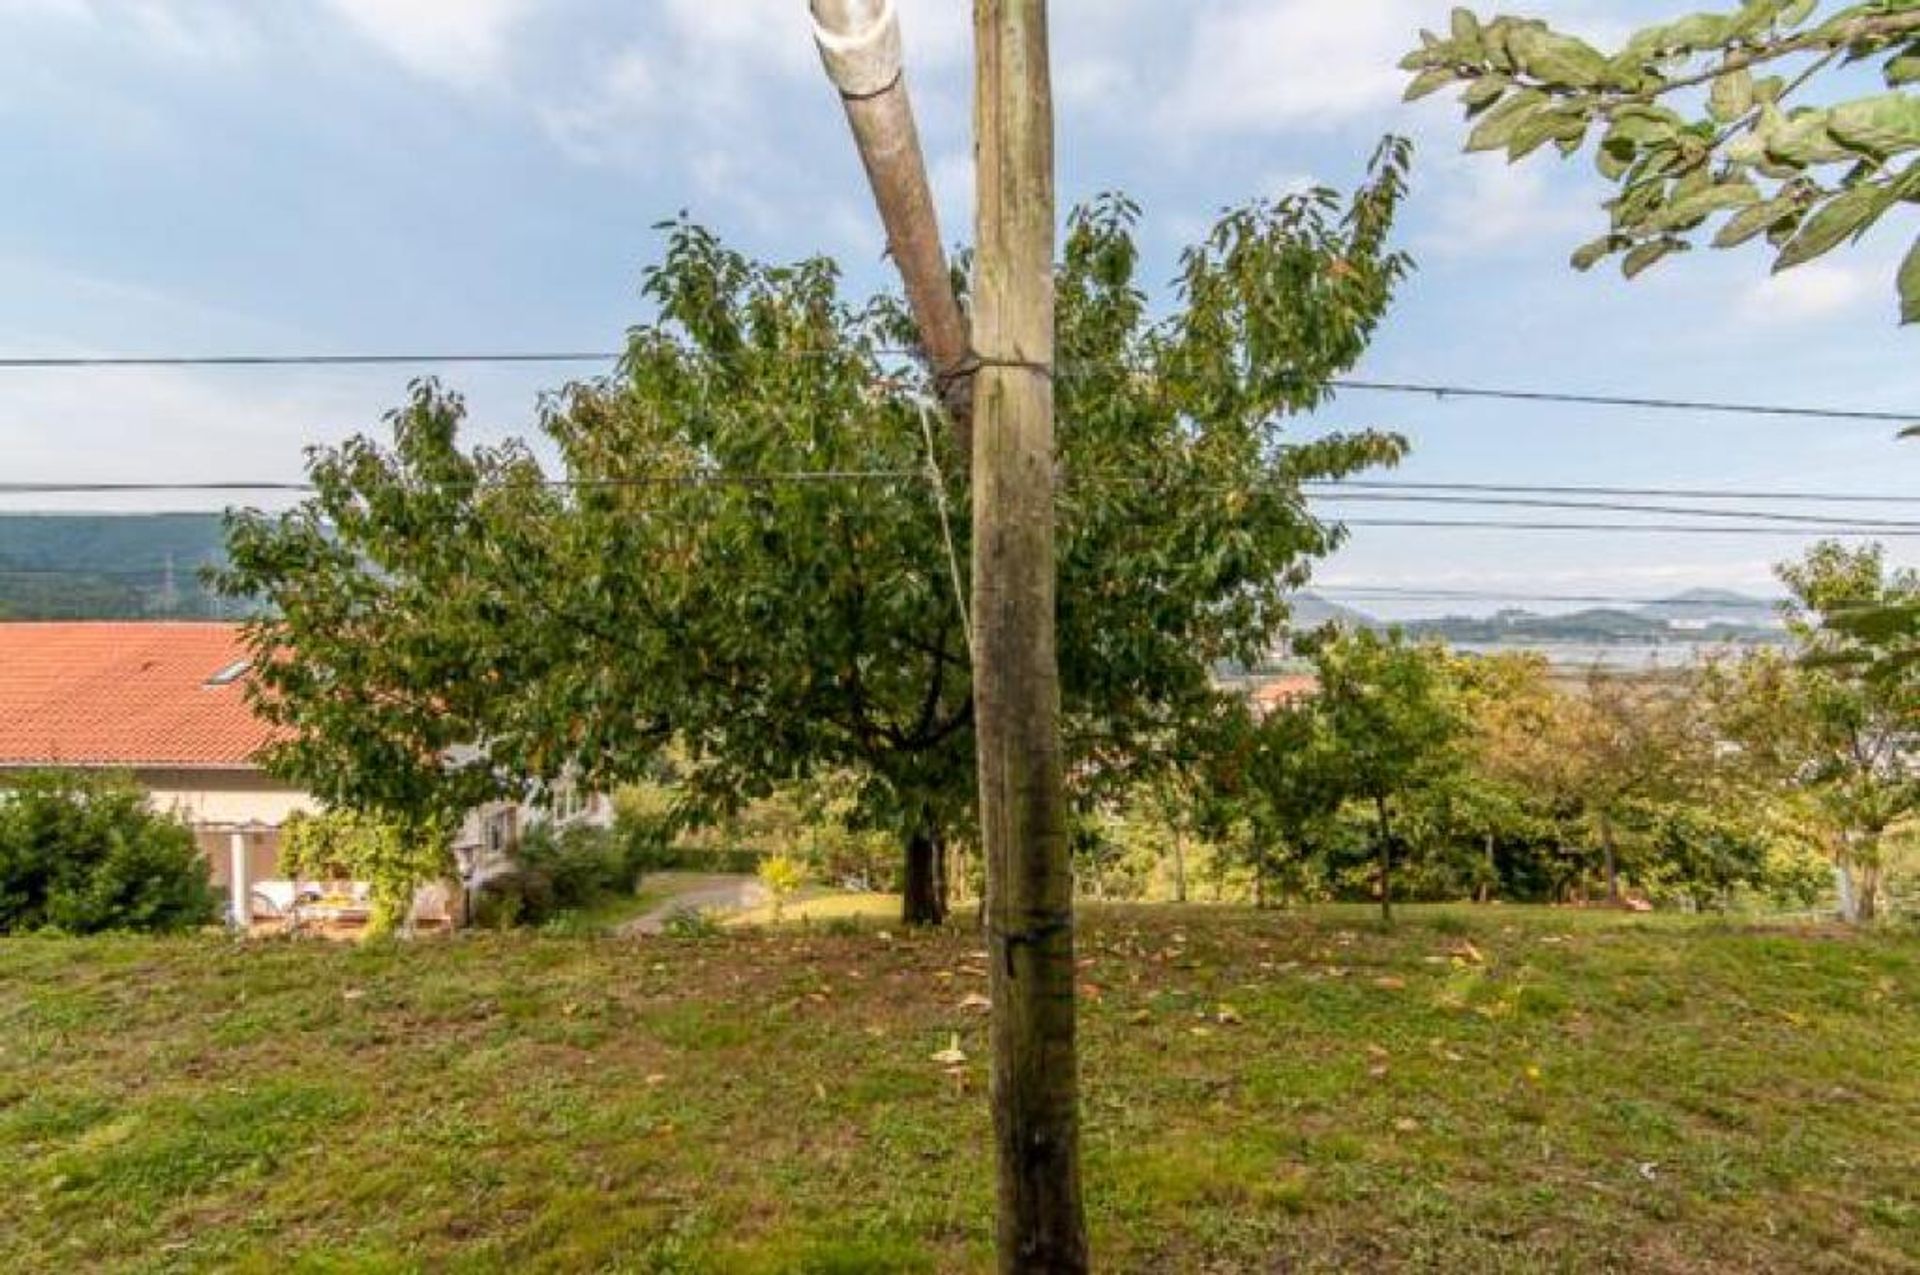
[{"x1": 811, "y1": 0, "x2": 903, "y2": 99}]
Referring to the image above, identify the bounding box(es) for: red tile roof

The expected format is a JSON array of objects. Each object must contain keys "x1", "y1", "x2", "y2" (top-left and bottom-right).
[
  {"x1": 0, "y1": 623, "x2": 282, "y2": 769},
  {"x1": 1250, "y1": 674, "x2": 1318, "y2": 714}
]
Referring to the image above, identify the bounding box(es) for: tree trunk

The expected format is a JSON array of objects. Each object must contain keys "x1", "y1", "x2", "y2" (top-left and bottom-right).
[
  {"x1": 1171, "y1": 828, "x2": 1188, "y2": 904},
  {"x1": 1375, "y1": 796, "x2": 1394, "y2": 924},
  {"x1": 903, "y1": 819, "x2": 950, "y2": 927},
  {"x1": 1479, "y1": 833, "x2": 1495, "y2": 904},
  {"x1": 1599, "y1": 811, "x2": 1621, "y2": 904},
  {"x1": 1855, "y1": 862, "x2": 1882, "y2": 924},
  {"x1": 973, "y1": 3, "x2": 1088, "y2": 1270}
]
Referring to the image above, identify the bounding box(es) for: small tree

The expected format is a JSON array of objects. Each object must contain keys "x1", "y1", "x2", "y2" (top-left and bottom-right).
[
  {"x1": 1404, "y1": 1, "x2": 1920, "y2": 323},
  {"x1": 0, "y1": 771, "x2": 216, "y2": 935},
  {"x1": 757, "y1": 854, "x2": 808, "y2": 922},
  {"x1": 1299, "y1": 629, "x2": 1466, "y2": 922},
  {"x1": 1705, "y1": 541, "x2": 1918, "y2": 920}
]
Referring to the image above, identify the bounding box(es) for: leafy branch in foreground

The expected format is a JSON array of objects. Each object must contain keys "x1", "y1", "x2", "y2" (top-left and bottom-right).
[{"x1": 1404, "y1": 1, "x2": 1920, "y2": 322}]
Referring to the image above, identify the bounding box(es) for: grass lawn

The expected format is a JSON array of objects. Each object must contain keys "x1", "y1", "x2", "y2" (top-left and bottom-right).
[
  {"x1": 1, "y1": 906, "x2": 1915, "y2": 1273},
  {"x1": 728, "y1": 891, "x2": 903, "y2": 928}
]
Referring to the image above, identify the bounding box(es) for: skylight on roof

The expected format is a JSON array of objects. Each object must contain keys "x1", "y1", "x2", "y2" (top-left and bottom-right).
[{"x1": 204, "y1": 659, "x2": 251, "y2": 688}]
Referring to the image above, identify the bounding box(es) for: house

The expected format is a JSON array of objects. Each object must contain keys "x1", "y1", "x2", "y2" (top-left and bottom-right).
[
  {"x1": 1249, "y1": 673, "x2": 1318, "y2": 717},
  {"x1": 0, "y1": 623, "x2": 312, "y2": 902},
  {"x1": 0, "y1": 621, "x2": 559, "y2": 927}
]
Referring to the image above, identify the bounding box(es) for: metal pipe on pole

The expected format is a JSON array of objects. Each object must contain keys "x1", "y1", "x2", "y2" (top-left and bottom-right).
[{"x1": 810, "y1": 0, "x2": 975, "y2": 437}]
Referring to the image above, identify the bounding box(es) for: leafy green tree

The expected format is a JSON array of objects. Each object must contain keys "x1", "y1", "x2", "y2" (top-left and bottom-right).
[
  {"x1": 1705, "y1": 541, "x2": 1918, "y2": 920},
  {"x1": 1298, "y1": 628, "x2": 1467, "y2": 921},
  {"x1": 0, "y1": 770, "x2": 216, "y2": 935},
  {"x1": 1229, "y1": 692, "x2": 1350, "y2": 906},
  {"x1": 219, "y1": 145, "x2": 1415, "y2": 927},
  {"x1": 1564, "y1": 670, "x2": 1717, "y2": 902},
  {"x1": 1445, "y1": 651, "x2": 1568, "y2": 900},
  {"x1": 1404, "y1": 2, "x2": 1920, "y2": 322}
]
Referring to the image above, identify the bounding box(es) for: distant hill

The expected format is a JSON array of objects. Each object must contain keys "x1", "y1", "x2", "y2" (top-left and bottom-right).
[
  {"x1": 1287, "y1": 592, "x2": 1377, "y2": 631},
  {"x1": 1630, "y1": 588, "x2": 1783, "y2": 628},
  {"x1": 0, "y1": 514, "x2": 234, "y2": 620},
  {"x1": 1400, "y1": 589, "x2": 1786, "y2": 647}
]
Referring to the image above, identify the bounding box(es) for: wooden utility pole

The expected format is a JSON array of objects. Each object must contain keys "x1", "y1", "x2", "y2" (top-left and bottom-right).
[
  {"x1": 973, "y1": 2, "x2": 1087, "y2": 1270},
  {"x1": 810, "y1": 0, "x2": 975, "y2": 432}
]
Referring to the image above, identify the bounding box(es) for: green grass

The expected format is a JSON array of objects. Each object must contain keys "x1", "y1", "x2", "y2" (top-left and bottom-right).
[{"x1": 1, "y1": 906, "x2": 1915, "y2": 1272}]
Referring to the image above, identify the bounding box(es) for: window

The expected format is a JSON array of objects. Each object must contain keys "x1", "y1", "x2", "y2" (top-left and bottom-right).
[{"x1": 204, "y1": 659, "x2": 251, "y2": 688}]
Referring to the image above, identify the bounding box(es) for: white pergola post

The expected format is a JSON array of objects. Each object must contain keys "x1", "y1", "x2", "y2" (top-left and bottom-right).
[{"x1": 228, "y1": 829, "x2": 251, "y2": 931}]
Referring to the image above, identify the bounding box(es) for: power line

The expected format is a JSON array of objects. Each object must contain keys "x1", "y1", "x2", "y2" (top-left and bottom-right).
[
  {"x1": 1338, "y1": 519, "x2": 1920, "y2": 538},
  {"x1": 1326, "y1": 379, "x2": 1920, "y2": 425},
  {"x1": 1304, "y1": 479, "x2": 1920, "y2": 507},
  {"x1": 3, "y1": 474, "x2": 1914, "y2": 519},
  {"x1": 1306, "y1": 491, "x2": 1920, "y2": 530},
  {"x1": 0, "y1": 347, "x2": 1913, "y2": 423}
]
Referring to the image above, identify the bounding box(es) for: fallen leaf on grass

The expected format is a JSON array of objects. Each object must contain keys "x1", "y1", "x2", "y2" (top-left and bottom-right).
[
  {"x1": 1393, "y1": 1118, "x2": 1420, "y2": 1133},
  {"x1": 1373, "y1": 976, "x2": 1407, "y2": 991},
  {"x1": 1127, "y1": 1009, "x2": 1152, "y2": 1026}
]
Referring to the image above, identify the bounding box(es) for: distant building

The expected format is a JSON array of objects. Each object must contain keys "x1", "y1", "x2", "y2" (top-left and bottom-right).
[
  {"x1": 0, "y1": 622, "x2": 570, "y2": 927},
  {"x1": 1248, "y1": 673, "x2": 1318, "y2": 717},
  {"x1": 0, "y1": 623, "x2": 311, "y2": 895}
]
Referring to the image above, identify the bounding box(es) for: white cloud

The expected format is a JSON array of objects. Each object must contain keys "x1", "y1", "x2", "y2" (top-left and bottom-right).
[
  {"x1": 0, "y1": 0, "x2": 259, "y2": 62},
  {"x1": 1155, "y1": 0, "x2": 1635, "y2": 138},
  {"x1": 1421, "y1": 158, "x2": 1592, "y2": 260},
  {"x1": 538, "y1": 49, "x2": 657, "y2": 165},
  {"x1": 1158, "y1": 0, "x2": 1410, "y2": 134},
  {"x1": 1744, "y1": 261, "x2": 1880, "y2": 326},
  {"x1": 322, "y1": 0, "x2": 539, "y2": 90}
]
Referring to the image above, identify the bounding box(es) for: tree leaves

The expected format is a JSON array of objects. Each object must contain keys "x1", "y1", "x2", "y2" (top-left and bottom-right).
[
  {"x1": 1900, "y1": 234, "x2": 1920, "y2": 325},
  {"x1": 1402, "y1": 3, "x2": 1920, "y2": 324},
  {"x1": 223, "y1": 174, "x2": 1422, "y2": 864},
  {"x1": 1774, "y1": 184, "x2": 1890, "y2": 271}
]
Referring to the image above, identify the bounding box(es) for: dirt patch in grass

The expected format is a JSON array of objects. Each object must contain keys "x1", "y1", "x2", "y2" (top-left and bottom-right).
[{"x1": 0, "y1": 907, "x2": 1914, "y2": 1272}]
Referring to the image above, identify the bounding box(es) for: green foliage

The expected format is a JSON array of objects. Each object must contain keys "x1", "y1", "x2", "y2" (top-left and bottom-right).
[
  {"x1": 280, "y1": 809, "x2": 452, "y2": 934},
  {"x1": 0, "y1": 514, "x2": 233, "y2": 619},
  {"x1": 1404, "y1": 2, "x2": 1920, "y2": 324},
  {"x1": 0, "y1": 770, "x2": 216, "y2": 935},
  {"x1": 661, "y1": 906, "x2": 726, "y2": 940},
  {"x1": 216, "y1": 152, "x2": 1415, "y2": 903},
  {"x1": 470, "y1": 822, "x2": 629, "y2": 930},
  {"x1": 1704, "y1": 541, "x2": 1920, "y2": 919},
  {"x1": 1640, "y1": 804, "x2": 1792, "y2": 909}
]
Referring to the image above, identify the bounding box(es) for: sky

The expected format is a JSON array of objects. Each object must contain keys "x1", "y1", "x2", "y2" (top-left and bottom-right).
[{"x1": 0, "y1": 0, "x2": 1914, "y2": 616}]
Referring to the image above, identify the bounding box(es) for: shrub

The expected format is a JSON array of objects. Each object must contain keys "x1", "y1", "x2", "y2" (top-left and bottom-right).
[
  {"x1": 0, "y1": 771, "x2": 217, "y2": 935},
  {"x1": 661, "y1": 907, "x2": 724, "y2": 939},
  {"x1": 758, "y1": 854, "x2": 808, "y2": 921},
  {"x1": 470, "y1": 869, "x2": 556, "y2": 930},
  {"x1": 517, "y1": 824, "x2": 627, "y2": 911},
  {"x1": 472, "y1": 823, "x2": 627, "y2": 929}
]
